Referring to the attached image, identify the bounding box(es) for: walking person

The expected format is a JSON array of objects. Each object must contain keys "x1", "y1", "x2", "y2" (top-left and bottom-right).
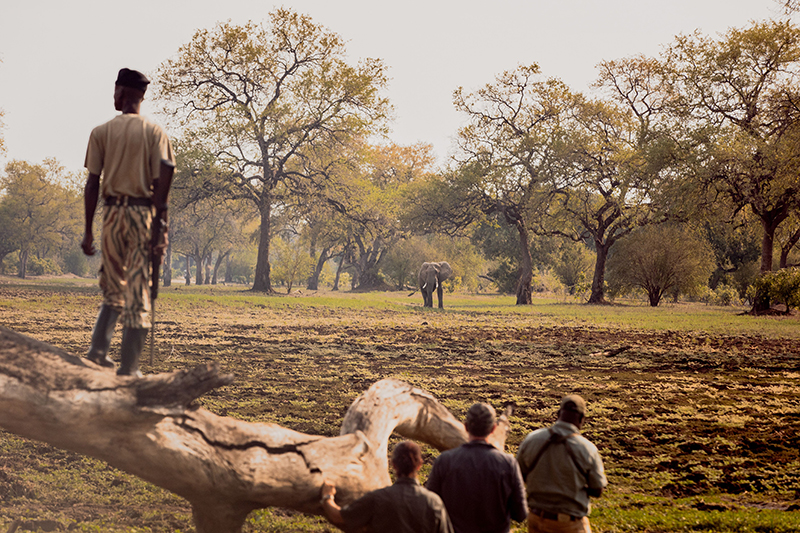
[
  {"x1": 516, "y1": 395, "x2": 607, "y2": 533},
  {"x1": 426, "y1": 402, "x2": 528, "y2": 533},
  {"x1": 320, "y1": 440, "x2": 453, "y2": 533},
  {"x1": 82, "y1": 68, "x2": 174, "y2": 377}
]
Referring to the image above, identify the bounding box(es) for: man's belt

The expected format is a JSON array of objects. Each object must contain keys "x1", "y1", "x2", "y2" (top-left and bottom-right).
[
  {"x1": 530, "y1": 508, "x2": 580, "y2": 522},
  {"x1": 105, "y1": 196, "x2": 152, "y2": 207}
]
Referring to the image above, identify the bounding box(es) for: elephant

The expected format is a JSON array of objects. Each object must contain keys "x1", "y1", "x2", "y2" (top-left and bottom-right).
[{"x1": 418, "y1": 261, "x2": 453, "y2": 308}]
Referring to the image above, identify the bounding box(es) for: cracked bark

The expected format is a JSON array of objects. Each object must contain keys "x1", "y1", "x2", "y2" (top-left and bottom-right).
[{"x1": 0, "y1": 326, "x2": 511, "y2": 532}]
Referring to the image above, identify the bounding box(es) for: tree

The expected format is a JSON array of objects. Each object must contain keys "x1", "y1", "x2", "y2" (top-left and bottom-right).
[
  {"x1": 0, "y1": 160, "x2": 81, "y2": 278},
  {"x1": 0, "y1": 104, "x2": 5, "y2": 157},
  {"x1": 440, "y1": 65, "x2": 573, "y2": 304},
  {"x1": 156, "y1": 9, "x2": 389, "y2": 292},
  {"x1": 271, "y1": 232, "x2": 315, "y2": 293},
  {"x1": 545, "y1": 55, "x2": 687, "y2": 304},
  {"x1": 606, "y1": 224, "x2": 714, "y2": 306},
  {"x1": 665, "y1": 20, "x2": 800, "y2": 310},
  {"x1": 345, "y1": 143, "x2": 435, "y2": 290}
]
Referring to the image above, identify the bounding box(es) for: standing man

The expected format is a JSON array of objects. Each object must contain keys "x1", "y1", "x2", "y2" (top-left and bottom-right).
[
  {"x1": 82, "y1": 68, "x2": 175, "y2": 377},
  {"x1": 320, "y1": 440, "x2": 453, "y2": 533},
  {"x1": 516, "y1": 395, "x2": 607, "y2": 533},
  {"x1": 426, "y1": 402, "x2": 528, "y2": 533}
]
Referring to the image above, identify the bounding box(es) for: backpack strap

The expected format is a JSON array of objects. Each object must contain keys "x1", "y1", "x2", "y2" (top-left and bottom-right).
[{"x1": 524, "y1": 428, "x2": 588, "y2": 484}]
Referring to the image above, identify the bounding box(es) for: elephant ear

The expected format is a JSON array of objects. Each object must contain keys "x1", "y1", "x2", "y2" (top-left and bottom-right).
[{"x1": 438, "y1": 262, "x2": 454, "y2": 281}]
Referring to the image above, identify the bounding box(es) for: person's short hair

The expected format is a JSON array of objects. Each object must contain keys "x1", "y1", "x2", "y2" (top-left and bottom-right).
[
  {"x1": 560, "y1": 394, "x2": 586, "y2": 415},
  {"x1": 464, "y1": 402, "x2": 497, "y2": 437},
  {"x1": 391, "y1": 441, "x2": 423, "y2": 477},
  {"x1": 115, "y1": 68, "x2": 150, "y2": 92}
]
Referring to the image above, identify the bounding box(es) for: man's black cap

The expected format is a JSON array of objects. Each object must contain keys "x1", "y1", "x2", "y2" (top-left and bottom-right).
[{"x1": 115, "y1": 68, "x2": 150, "y2": 92}]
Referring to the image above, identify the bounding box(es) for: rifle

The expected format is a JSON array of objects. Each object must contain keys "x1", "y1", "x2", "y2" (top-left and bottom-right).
[{"x1": 149, "y1": 160, "x2": 176, "y2": 365}]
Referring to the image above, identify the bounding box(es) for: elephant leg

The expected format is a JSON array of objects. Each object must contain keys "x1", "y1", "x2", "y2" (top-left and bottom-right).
[{"x1": 423, "y1": 289, "x2": 432, "y2": 307}]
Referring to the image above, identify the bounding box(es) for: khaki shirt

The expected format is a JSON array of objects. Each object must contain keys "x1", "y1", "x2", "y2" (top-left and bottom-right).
[
  {"x1": 516, "y1": 420, "x2": 607, "y2": 518},
  {"x1": 85, "y1": 114, "x2": 174, "y2": 199}
]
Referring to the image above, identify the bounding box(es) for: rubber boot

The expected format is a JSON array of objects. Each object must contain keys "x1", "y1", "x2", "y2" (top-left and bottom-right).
[
  {"x1": 86, "y1": 305, "x2": 120, "y2": 368},
  {"x1": 117, "y1": 327, "x2": 148, "y2": 378}
]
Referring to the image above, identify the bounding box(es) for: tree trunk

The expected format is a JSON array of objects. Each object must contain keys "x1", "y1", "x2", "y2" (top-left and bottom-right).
[
  {"x1": 779, "y1": 226, "x2": 800, "y2": 269},
  {"x1": 213, "y1": 251, "x2": 230, "y2": 285},
  {"x1": 18, "y1": 249, "x2": 28, "y2": 280},
  {"x1": 647, "y1": 288, "x2": 662, "y2": 307},
  {"x1": 193, "y1": 250, "x2": 204, "y2": 285},
  {"x1": 588, "y1": 242, "x2": 610, "y2": 304},
  {"x1": 184, "y1": 255, "x2": 192, "y2": 286},
  {"x1": 0, "y1": 326, "x2": 512, "y2": 533},
  {"x1": 252, "y1": 202, "x2": 273, "y2": 293},
  {"x1": 760, "y1": 217, "x2": 778, "y2": 274},
  {"x1": 307, "y1": 248, "x2": 331, "y2": 291},
  {"x1": 752, "y1": 215, "x2": 783, "y2": 313},
  {"x1": 163, "y1": 242, "x2": 172, "y2": 288},
  {"x1": 332, "y1": 256, "x2": 344, "y2": 291},
  {"x1": 515, "y1": 224, "x2": 533, "y2": 305},
  {"x1": 225, "y1": 255, "x2": 233, "y2": 283}
]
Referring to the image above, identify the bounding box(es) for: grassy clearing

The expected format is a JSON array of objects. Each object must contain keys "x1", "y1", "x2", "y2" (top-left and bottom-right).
[{"x1": 1, "y1": 276, "x2": 799, "y2": 532}]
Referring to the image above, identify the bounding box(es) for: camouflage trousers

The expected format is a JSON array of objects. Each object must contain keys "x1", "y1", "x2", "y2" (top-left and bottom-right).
[{"x1": 99, "y1": 204, "x2": 153, "y2": 329}]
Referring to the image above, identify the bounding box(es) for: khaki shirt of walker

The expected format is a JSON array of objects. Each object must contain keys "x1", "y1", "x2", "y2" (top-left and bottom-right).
[
  {"x1": 516, "y1": 420, "x2": 607, "y2": 518},
  {"x1": 85, "y1": 113, "x2": 174, "y2": 199}
]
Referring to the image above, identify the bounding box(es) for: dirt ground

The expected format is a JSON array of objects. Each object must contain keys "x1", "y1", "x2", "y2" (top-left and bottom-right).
[{"x1": 1, "y1": 281, "x2": 799, "y2": 531}]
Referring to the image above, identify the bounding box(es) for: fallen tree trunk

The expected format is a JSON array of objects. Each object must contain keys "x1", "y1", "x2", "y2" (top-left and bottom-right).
[{"x1": 0, "y1": 325, "x2": 511, "y2": 532}]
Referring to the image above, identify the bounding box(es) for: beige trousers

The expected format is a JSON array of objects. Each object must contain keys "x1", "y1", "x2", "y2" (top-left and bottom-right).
[{"x1": 528, "y1": 512, "x2": 592, "y2": 533}]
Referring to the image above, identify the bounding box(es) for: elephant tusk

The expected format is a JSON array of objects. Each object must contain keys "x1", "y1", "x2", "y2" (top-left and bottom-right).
[{"x1": 422, "y1": 283, "x2": 427, "y2": 290}]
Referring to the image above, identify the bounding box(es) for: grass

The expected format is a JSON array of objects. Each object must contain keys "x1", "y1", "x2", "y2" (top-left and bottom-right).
[{"x1": 1, "y1": 275, "x2": 799, "y2": 532}]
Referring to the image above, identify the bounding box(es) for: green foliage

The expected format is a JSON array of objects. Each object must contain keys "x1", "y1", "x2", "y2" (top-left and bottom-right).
[
  {"x1": 228, "y1": 249, "x2": 257, "y2": 285},
  {"x1": 26, "y1": 256, "x2": 62, "y2": 276},
  {"x1": 748, "y1": 267, "x2": 800, "y2": 312},
  {"x1": 700, "y1": 284, "x2": 742, "y2": 307},
  {"x1": 552, "y1": 242, "x2": 594, "y2": 295},
  {"x1": 667, "y1": 19, "x2": 800, "y2": 279}
]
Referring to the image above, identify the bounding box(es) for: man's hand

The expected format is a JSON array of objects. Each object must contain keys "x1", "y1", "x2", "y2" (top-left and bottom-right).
[
  {"x1": 321, "y1": 480, "x2": 337, "y2": 499},
  {"x1": 320, "y1": 479, "x2": 345, "y2": 527},
  {"x1": 81, "y1": 231, "x2": 96, "y2": 256}
]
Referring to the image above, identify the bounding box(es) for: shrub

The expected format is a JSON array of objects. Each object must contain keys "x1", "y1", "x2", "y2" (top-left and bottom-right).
[
  {"x1": 63, "y1": 247, "x2": 88, "y2": 277},
  {"x1": 700, "y1": 284, "x2": 741, "y2": 306},
  {"x1": 747, "y1": 267, "x2": 800, "y2": 313},
  {"x1": 27, "y1": 256, "x2": 62, "y2": 276}
]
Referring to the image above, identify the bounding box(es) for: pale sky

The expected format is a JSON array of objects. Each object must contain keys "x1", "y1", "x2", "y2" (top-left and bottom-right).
[{"x1": 0, "y1": 0, "x2": 787, "y2": 175}]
